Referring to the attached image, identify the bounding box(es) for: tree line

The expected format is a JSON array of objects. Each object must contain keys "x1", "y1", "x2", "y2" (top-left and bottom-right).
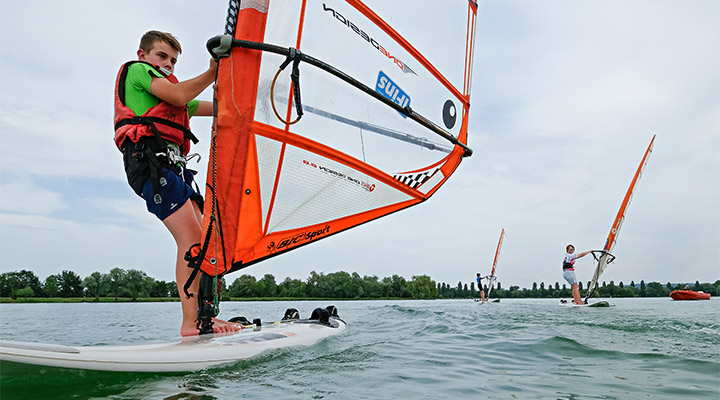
[{"x1": 1, "y1": 268, "x2": 718, "y2": 301}]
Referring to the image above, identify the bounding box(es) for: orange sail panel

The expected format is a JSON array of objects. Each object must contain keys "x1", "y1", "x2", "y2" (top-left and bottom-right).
[
  {"x1": 585, "y1": 135, "x2": 655, "y2": 301},
  {"x1": 490, "y1": 228, "x2": 505, "y2": 279},
  {"x1": 486, "y1": 228, "x2": 504, "y2": 299},
  {"x1": 197, "y1": 0, "x2": 478, "y2": 276},
  {"x1": 603, "y1": 135, "x2": 656, "y2": 254}
]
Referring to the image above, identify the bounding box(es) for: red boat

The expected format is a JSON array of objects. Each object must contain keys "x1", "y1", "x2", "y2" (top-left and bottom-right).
[{"x1": 669, "y1": 290, "x2": 711, "y2": 301}]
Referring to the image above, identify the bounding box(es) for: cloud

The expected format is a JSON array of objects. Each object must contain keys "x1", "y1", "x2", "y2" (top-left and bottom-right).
[{"x1": 0, "y1": 177, "x2": 68, "y2": 215}]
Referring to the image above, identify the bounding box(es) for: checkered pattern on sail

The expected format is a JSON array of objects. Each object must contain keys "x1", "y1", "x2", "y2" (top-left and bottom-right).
[{"x1": 393, "y1": 167, "x2": 439, "y2": 189}]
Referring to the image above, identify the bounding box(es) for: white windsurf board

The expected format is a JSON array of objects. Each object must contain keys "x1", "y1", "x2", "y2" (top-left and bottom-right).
[{"x1": 0, "y1": 316, "x2": 345, "y2": 372}]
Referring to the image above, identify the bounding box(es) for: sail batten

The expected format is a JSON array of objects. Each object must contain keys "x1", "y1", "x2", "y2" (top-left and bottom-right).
[{"x1": 585, "y1": 135, "x2": 655, "y2": 301}]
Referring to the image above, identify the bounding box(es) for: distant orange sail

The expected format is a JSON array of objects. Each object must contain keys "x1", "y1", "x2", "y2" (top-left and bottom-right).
[
  {"x1": 603, "y1": 135, "x2": 655, "y2": 254},
  {"x1": 486, "y1": 228, "x2": 504, "y2": 299},
  {"x1": 193, "y1": 0, "x2": 478, "y2": 279},
  {"x1": 585, "y1": 135, "x2": 655, "y2": 301}
]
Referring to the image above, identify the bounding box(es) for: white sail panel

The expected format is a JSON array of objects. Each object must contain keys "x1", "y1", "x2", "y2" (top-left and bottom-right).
[{"x1": 266, "y1": 143, "x2": 413, "y2": 233}]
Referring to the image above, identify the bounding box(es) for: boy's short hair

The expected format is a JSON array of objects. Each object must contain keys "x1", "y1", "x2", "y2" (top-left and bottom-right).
[{"x1": 139, "y1": 30, "x2": 182, "y2": 54}]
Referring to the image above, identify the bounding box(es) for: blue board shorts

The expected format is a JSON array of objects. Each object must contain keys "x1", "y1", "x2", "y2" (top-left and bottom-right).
[
  {"x1": 140, "y1": 167, "x2": 204, "y2": 221},
  {"x1": 563, "y1": 269, "x2": 578, "y2": 285}
]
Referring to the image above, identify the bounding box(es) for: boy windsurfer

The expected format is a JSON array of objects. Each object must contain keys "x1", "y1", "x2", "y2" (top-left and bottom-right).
[{"x1": 113, "y1": 30, "x2": 239, "y2": 336}]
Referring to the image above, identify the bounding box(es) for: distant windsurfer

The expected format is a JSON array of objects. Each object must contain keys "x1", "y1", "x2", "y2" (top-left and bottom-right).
[
  {"x1": 476, "y1": 273, "x2": 487, "y2": 302},
  {"x1": 562, "y1": 244, "x2": 592, "y2": 305},
  {"x1": 113, "y1": 31, "x2": 239, "y2": 336}
]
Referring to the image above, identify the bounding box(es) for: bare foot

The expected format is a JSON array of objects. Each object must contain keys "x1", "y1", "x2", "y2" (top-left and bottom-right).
[
  {"x1": 212, "y1": 318, "x2": 242, "y2": 334},
  {"x1": 180, "y1": 318, "x2": 242, "y2": 336}
]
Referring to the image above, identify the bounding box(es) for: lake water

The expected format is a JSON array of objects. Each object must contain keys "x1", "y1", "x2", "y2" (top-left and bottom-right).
[{"x1": 0, "y1": 298, "x2": 718, "y2": 399}]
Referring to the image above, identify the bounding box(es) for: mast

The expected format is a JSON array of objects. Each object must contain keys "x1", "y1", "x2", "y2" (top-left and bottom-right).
[
  {"x1": 585, "y1": 135, "x2": 655, "y2": 302},
  {"x1": 486, "y1": 228, "x2": 504, "y2": 299}
]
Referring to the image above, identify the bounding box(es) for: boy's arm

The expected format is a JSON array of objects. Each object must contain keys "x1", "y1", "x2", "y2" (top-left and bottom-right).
[
  {"x1": 150, "y1": 59, "x2": 217, "y2": 107},
  {"x1": 194, "y1": 101, "x2": 213, "y2": 117}
]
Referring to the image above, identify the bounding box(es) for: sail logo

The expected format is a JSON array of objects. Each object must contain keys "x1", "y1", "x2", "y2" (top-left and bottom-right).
[
  {"x1": 268, "y1": 226, "x2": 331, "y2": 253},
  {"x1": 376, "y1": 71, "x2": 410, "y2": 118},
  {"x1": 303, "y1": 160, "x2": 376, "y2": 192},
  {"x1": 322, "y1": 4, "x2": 417, "y2": 75}
]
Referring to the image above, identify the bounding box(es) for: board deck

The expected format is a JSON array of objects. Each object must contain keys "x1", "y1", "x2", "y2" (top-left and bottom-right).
[
  {"x1": 559, "y1": 300, "x2": 612, "y2": 308},
  {"x1": 0, "y1": 316, "x2": 346, "y2": 372}
]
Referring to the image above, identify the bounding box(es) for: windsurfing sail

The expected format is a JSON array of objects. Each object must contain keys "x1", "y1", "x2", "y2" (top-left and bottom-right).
[
  {"x1": 186, "y1": 0, "x2": 478, "y2": 330},
  {"x1": 486, "y1": 228, "x2": 504, "y2": 299},
  {"x1": 584, "y1": 135, "x2": 655, "y2": 302}
]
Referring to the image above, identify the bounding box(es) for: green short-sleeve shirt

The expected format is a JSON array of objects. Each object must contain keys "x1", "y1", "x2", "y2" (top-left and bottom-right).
[{"x1": 124, "y1": 63, "x2": 199, "y2": 117}]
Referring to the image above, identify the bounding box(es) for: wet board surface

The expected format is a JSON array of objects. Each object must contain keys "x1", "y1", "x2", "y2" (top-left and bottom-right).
[
  {"x1": 0, "y1": 317, "x2": 346, "y2": 372},
  {"x1": 559, "y1": 300, "x2": 613, "y2": 308}
]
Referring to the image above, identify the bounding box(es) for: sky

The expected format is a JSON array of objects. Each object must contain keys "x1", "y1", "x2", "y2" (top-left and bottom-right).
[{"x1": 1, "y1": 0, "x2": 718, "y2": 291}]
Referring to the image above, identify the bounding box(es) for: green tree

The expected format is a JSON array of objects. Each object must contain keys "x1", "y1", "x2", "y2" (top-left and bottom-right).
[
  {"x1": 605, "y1": 281, "x2": 617, "y2": 297},
  {"x1": 125, "y1": 269, "x2": 150, "y2": 300},
  {"x1": 278, "y1": 277, "x2": 306, "y2": 298},
  {"x1": 149, "y1": 280, "x2": 173, "y2": 297},
  {"x1": 408, "y1": 275, "x2": 437, "y2": 299},
  {"x1": 387, "y1": 275, "x2": 409, "y2": 298},
  {"x1": 256, "y1": 274, "x2": 278, "y2": 297},
  {"x1": 57, "y1": 270, "x2": 83, "y2": 297},
  {"x1": 361, "y1": 275, "x2": 382, "y2": 298},
  {"x1": 559, "y1": 283, "x2": 571, "y2": 298},
  {"x1": 83, "y1": 272, "x2": 108, "y2": 301},
  {"x1": 14, "y1": 287, "x2": 34, "y2": 298},
  {"x1": 328, "y1": 271, "x2": 360, "y2": 298},
  {"x1": 439, "y1": 282, "x2": 449, "y2": 298},
  {"x1": 306, "y1": 271, "x2": 330, "y2": 298},
  {"x1": 0, "y1": 270, "x2": 42, "y2": 297},
  {"x1": 169, "y1": 281, "x2": 179, "y2": 298},
  {"x1": 645, "y1": 282, "x2": 666, "y2": 297},
  {"x1": 43, "y1": 275, "x2": 60, "y2": 297},
  {"x1": 229, "y1": 274, "x2": 258, "y2": 297},
  {"x1": 107, "y1": 268, "x2": 128, "y2": 301}
]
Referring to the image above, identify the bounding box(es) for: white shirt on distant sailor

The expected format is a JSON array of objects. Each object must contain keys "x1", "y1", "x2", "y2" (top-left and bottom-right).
[
  {"x1": 564, "y1": 252, "x2": 578, "y2": 267},
  {"x1": 562, "y1": 244, "x2": 592, "y2": 305}
]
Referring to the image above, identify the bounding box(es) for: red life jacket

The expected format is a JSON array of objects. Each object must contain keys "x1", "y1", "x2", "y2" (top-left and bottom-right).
[{"x1": 113, "y1": 61, "x2": 198, "y2": 154}]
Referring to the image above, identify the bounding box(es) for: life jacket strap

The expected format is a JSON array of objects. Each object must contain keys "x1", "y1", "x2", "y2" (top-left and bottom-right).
[{"x1": 115, "y1": 116, "x2": 199, "y2": 146}]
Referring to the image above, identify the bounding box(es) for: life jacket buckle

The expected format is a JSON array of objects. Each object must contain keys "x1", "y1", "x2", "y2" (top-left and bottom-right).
[
  {"x1": 160, "y1": 145, "x2": 201, "y2": 168},
  {"x1": 163, "y1": 145, "x2": 183, "y2": 166},
  {"x1": 131, "y1": 116, "x2": 143, "y2": 124}
]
